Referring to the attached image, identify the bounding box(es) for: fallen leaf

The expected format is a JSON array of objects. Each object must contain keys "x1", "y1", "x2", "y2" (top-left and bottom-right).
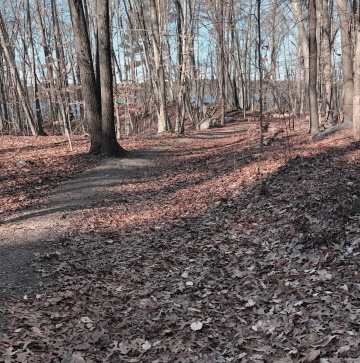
[
  {"x1": 142, "y1": 341, "x2": 151, "y2": 350},
  {"x1": 70, "y1": 353, "x2": 86, "y2": 363},
  {"x1": 245, "y1": 299, "x2": 256, "y2": 307},
  {"x1": 311, "y1": 335, "x2": 337, "y2": 348},
  {"x1": 80, "y1": 317, "x2": 93, "y2": 323},
  {"x1": 307, "y1": 349, "x2": 321, "y2": 361},
  {"x1": 190, "y1": 321, "x2": 203, "y2": 331}
]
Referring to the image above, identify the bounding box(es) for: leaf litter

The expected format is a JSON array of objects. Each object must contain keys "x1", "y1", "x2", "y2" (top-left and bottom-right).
[{"x1": 0, "y1": 123, "x2": 359, "y2": 362}]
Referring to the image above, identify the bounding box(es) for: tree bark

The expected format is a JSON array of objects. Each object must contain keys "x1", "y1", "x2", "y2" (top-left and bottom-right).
[
  {"x1": 217, "y1": 0, "x2": 226, "y2": 126},
  {"x1": 319, "y1": 0, "x2": 334, "y2": 123},
  {"x1": 51, "y1": 0, "x2": 72, "y2": 133},
  {"x1": 97, "y1": 0, "x2": 126, "y2": 156},
  {"x1": 354, "y1": 8, "x2": 360, "y2": 140},
  {"x1": 309, "y1": 0, "x2": 320, "y2": 134},
  {"x1": 68, "y1": 0, "x2": 102, "y2": 153},
  {"x1": 257, "y1": 0, "x2": 264, "y2": 152},
  {"x1": 292, "y1": 0, "x2": 310, "y2": 85},
  {"x1": 27, "y1": 0, "x2": 47, "y2": 135},
  {"x1": 34, "y1": 0, "x2": 58, "y2": 127},
  {"x1": 149, "y1": 0, "x2": 170, "y2": 133},
  {"x1": 0, "y1": 11, "x2": 37, "y2": 135},
  {"x1": 337, "y1": 0, "x2": 354, "y2": 124}
]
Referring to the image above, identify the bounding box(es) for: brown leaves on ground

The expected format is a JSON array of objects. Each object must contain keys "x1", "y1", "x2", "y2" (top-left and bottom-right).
[
  {"x1": 0, "y1": 122, "x2": 359, "y2": 362},
  {"x1": 0, "y1": 136, "x2": 101, "y2": 220}
]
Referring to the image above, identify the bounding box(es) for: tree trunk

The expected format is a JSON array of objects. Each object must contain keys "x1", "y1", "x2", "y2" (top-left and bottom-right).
[
  {"x1": 51, "y1": 0, "x2": 71, "y2": 133},
  {"x1": 27, "y1": 0, "x2": 47, "y2": 135},
  {"x1": 337, "y1": 0, "x2": 354, "y2": 124},
  {"x1": 0, "y1": 55, "x2": 9, "y2": 130},
  {"x1": 68, "y1": 0, "x2": 102, "y2": 153},
  {"x1": 309, "y1": 0, "x2": 320, "y2": 134},
  {"x1": 292, "y1": 0, "x2": 310, "y2": 89},
  {"x1": 0, "y1": 11, "x2": 37, "y2": 135},
  {"x1": 215, "y1": 0, "x2": 226, "y2": 125},
  {"x1": 149, "y1": 0, "x2": 170, "y2": 133},
  {"x1": 354, "y1": 7, "x2": 360, "y2": 140},
  {"x1": 319, "y1": 0, "x2": 334, "y2": 123},
  {"x1": 97, "y1": 0, "x2": 126, "y2": 156},
  {"x1": 257, "y1": 0, "x2": 264, "y2": 152},
  {"x1": 34, "y1": 0, "x2": 58, "y2": 127}
]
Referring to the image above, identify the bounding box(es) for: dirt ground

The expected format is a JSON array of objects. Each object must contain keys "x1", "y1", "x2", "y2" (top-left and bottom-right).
[
  {"x1": 0, "y1": 126, "x2": 237, "y2": 305},
  {"x1": 0, "y1": 148, "x2": 161, "y2": 305},
  {"x1": 0, "y1": 122, "x2": 359, "y2": 362}
]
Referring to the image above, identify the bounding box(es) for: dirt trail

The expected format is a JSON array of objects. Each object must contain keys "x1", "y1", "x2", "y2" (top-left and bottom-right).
[
  {"x1": 0, "y1": 125, "x2": 245, "y2": 304},
  {"x1": 1, "y1": 123, "x2": 359, "y2": 360},
  {"x1": 0, "y1": 150, "x2": 159, "y2": 303}
]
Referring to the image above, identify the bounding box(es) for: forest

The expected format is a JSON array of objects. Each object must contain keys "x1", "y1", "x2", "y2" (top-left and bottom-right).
[
  {"x1": 0, "y1": 0, "x2": 360, "y2": 362},
  {"x1": 0, "y1": 0, "x2": 359, "y2": 144}
]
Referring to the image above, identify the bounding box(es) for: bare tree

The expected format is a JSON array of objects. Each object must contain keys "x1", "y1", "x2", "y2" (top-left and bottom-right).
[
  {"x1": 149, "y1": 0, "x2": 170, "y2": 133},
  {"x1": 354, "y1": 1, "x2": 360, "y2": 140},
  {"x1": 337, "y1": 0, "x2": 354, "y2": 124},
  {"x1": 97, "y1": 0, "x2": 126, "y2": 155},
  {"x1": 309, "y1": 0, "x2": 320, "y2": 134},
  {"x1": 318, "y1": 0, "x2": 335, "y2": 123},
  {"x1": 68, "y1": 0, "x2": 103, "y2": 153},
  {"x1": 0, "y1": 10, "x2": 37, "y2": 135},
  {"x1": 257, "y1": 0, "x2": 264, "y2": 152},
  {"x1": 26, "y1": 0, "x2": 47, "y2": 135}
]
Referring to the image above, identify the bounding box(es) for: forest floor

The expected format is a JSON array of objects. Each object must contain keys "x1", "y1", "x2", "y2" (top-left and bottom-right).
[{"x1": 0, "y1": 119, "x2": 359, "y2": 362}]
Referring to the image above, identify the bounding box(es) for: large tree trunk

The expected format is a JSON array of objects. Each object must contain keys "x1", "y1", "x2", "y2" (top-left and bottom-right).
[
  {"x1": 309, "y1": 0, "x2": 320, "y2": 134},
  {"x1": 68, "y1": 0, "x2": 102, "y2": 154},
  {"x1": 337, "y1": 0, "x2": 354, "y2": 124},
  {"x1": 97, "y1": 0, "x2": 126, "y2": 156}
]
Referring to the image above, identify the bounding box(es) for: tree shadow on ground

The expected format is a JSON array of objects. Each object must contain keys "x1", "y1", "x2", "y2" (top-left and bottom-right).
[
  {"x1": 0, "y1": 139, "x2": 358, "y2": 305},
  {"x1": 0, "y1": 139, "x2": 358, "y2": 361}
]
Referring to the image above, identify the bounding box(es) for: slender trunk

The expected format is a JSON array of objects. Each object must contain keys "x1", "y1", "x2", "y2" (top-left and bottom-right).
[
  {"x1": 174, "y1": 0, "x2": 189, "y2": 134},
  {"x1": 257, "y1": 0, "x2": 264, "y2": 152},
  {"x1": 354, "y1": 4, "x2": 360, "y2": 140},
  {"x1": 27, "y1": 0, "x2": 47, "y2": 135},
  {"x1": 309, "y1": 0, "x2": 320, "y2": 133},
  {"x1": 319, "y1": 0, "x2": 334, "y2": 123},
  {"x1": 337, "y1": 0, "x2": 354, "y2": 123},
  {"x1": 51, "y1": 0, "x2": 71, "y2": 132},
  {"x1": 217, "y1": 0, "x2": 226, "y2": 125},
  {"x1": 270, "y1": 0, "x2": 278, "y2": 82},
  {"x1": 0, "y1": 55, "x2": 9, "y2": 128},
  {"x1": 0, "y1": 11, "x2": 37, "y2": 135},
  {"x1": 34, "y1": 0, "x2": 58, "y2": 126},
  {"x1": 292, "y1": 0, "x2": 310, "y2": 91},
  {"x1": 149, "y1": 0, "x2": 169, "y2": 133}
]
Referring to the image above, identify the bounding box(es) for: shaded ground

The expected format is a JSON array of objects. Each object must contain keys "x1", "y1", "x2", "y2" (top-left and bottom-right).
[
  {"x1": 0, "y1": 149, "x2": 159, "y2": 305},
  {"x1": 0, "y1": 122, "x2": 359, "y2": 362}
]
